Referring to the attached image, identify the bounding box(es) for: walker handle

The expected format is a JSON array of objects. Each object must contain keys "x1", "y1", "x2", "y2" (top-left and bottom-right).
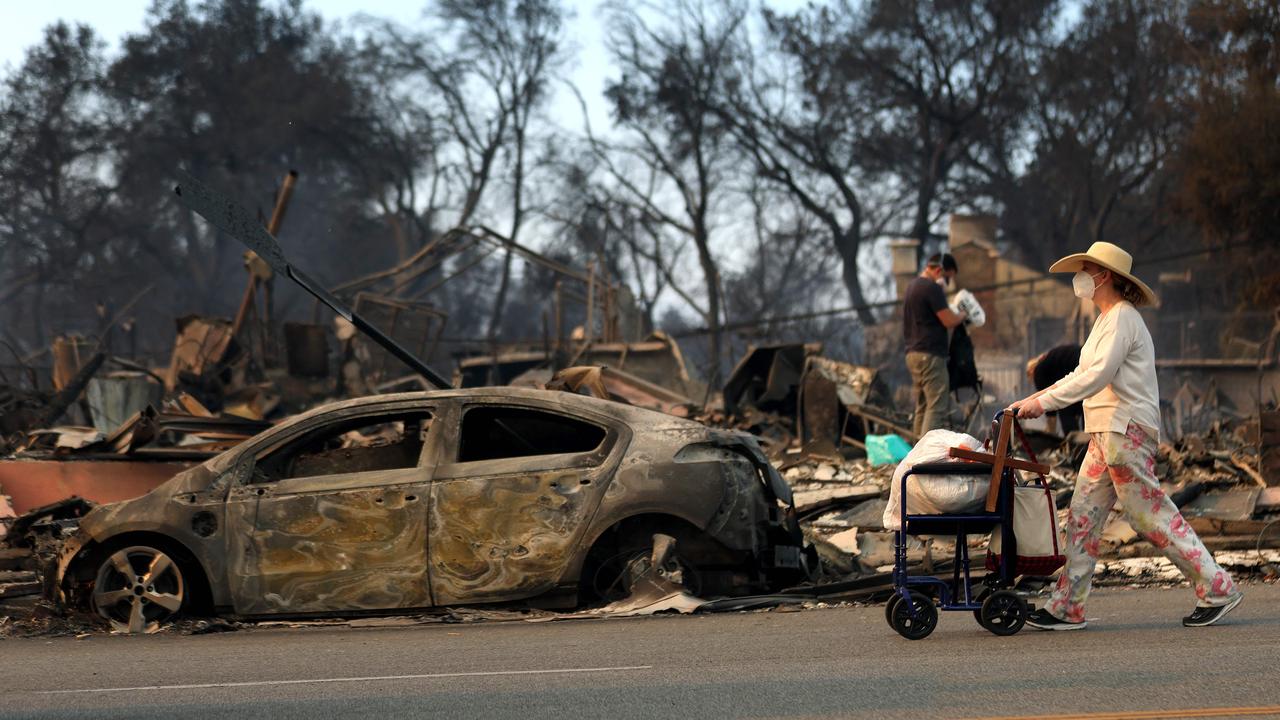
[{"x1": 990, "y1": 410, "x2": 1042, "y2": 468}]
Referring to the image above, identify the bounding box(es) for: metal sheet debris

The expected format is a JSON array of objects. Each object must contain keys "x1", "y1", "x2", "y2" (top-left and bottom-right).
[
  {"x1": 85, "y1": 375, "x2": 164, "y2": 433},
  {"x1": 1181, "y1": 487, "x2": 1262, "y2": 521},
  {"x1": 0, "y1": 459, "x2": 194, "y2": 514}
]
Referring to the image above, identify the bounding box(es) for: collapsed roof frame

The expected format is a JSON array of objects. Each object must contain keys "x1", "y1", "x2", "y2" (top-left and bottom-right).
[
  {"x1": 173, "y1": 172, "x2": 454, "y2": 390},
  {"x1": 332, "y1": 223, "x2": 633, "y2": 349}
]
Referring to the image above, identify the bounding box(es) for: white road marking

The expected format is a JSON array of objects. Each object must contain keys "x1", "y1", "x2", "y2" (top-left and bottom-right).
[{"x1": 36, "y1": 665, "x2": 654, "y2": 695}]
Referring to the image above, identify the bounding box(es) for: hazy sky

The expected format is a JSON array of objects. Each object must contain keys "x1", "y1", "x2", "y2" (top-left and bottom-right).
[{"x1": 0, "y1": 1, "x2": 805, "y2": 134}]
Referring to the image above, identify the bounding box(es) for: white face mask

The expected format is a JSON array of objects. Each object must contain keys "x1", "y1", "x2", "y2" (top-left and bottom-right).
[{"x1": 1073, "y1": 270, "x2": 1105, "y2": 299}]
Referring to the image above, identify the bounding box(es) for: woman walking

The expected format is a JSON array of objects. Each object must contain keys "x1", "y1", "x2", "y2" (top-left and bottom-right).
[{"x1": 1008, "y1": 242, "x2": 1243, "y2": 630}]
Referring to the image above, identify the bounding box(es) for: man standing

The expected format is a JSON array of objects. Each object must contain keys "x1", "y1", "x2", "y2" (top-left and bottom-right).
[{"x1": 903, "y1": 253, "x2": 967, "y2": 437}]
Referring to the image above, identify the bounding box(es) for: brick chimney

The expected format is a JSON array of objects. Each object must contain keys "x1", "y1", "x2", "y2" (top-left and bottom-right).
[{"x1": 889, "y1": 238, "x2": 920, "y2": 301}]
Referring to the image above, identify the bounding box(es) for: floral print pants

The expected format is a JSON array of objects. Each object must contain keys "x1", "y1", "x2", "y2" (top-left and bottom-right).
[{"x1": 1046, "y1": 422, "x2": 1238, "y2": 623}]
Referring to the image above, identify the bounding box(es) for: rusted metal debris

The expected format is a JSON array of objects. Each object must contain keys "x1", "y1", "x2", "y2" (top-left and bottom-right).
[
  {"x1": 10, "y1": 395, "x2": 269, "y2": 460},
  {"x1": 567, "y1": 332, "x2": 703, "y2": 399},
  {"x1": 0, "y1": 460, "x2": 189, "y2": 517},
  {"x1": 798, "y1": 356, "x2": 909, "y2": 448},
  {"x1": 0, "y1": 388, "x2": 273, "y2": 526},
  {"x1": 722, "y1": 343, "x2": 819, "y2": 416},
  {"x1": 457, "y1": 332, "x2": 700, "y2": 398},
  {"x1": 693, "y1": 347, "x2": 907, "y2": 461},
  {"x1": 165, "y1": 316, "x2": 237, "y2": 392}
]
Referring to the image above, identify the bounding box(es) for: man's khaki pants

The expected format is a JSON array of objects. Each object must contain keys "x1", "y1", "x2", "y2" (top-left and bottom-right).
[{"x1": 906, "y1": 351, "x2": 951, "y2": 437}]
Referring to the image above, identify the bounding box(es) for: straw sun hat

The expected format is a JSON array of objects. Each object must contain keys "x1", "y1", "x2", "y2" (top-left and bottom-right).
[{"x1": 1048, "y1": 241, "x2": 1159, "y2": 307}]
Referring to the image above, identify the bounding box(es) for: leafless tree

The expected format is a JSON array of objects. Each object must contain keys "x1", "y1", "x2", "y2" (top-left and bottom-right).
[
  {"x1": 722, "y1": 180, "x2": 839, "y2": 333},
  {"x1": 842, "y1": 0, "x2": 1055, "y2": 249},
  {"x1": 363, "y1": 0, "x2": 566, "y2": 343},
  {"x1": 587, "y1": 0, "x2": 745, "y2": 383},
  {"x1": 542, "y1": 154, "x2": 674, "y2": 332},
  {"x1": 994, "y1": 0, "x2": 1191, "y2": 269},
  {"x1": 719, "y1": 5, "x2": 902, "y2": 326}
]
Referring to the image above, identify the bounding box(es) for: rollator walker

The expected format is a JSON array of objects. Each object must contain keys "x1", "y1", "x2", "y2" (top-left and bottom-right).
[{"x1": 886, "y1": 411, "x2": 1058, "y2": 640}]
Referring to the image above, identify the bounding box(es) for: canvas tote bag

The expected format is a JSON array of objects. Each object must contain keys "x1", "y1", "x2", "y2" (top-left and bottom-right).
[{"x1": 986, "y1": 483, "x2": 1066, "y2": 576}]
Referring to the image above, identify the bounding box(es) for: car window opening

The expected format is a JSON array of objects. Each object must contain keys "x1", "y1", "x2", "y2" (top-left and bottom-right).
[
  {"x1": 255, "y1": 411, "x2": 432, "y2": 482},
  {"x1": 457, "y1": 406, "x2": 606, "y2": 462}
]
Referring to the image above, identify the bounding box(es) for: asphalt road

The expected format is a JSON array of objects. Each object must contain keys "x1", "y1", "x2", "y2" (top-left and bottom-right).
[{"x1": 1, "y1": 583, "x2": 1277, "y2": 720}]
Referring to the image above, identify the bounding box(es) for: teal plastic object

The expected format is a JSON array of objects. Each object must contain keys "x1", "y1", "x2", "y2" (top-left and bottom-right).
[{"x1": 865, "y1": 433, "x2": 912, "y2": 466}]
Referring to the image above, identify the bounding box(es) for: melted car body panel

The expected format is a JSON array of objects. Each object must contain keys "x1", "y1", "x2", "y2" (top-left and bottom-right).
[
  {"x1": 229, "y1": 468, "x2": 432, "y2": 614},
  {"x1": 426, "y1": 398, "x2": 625, "y2": 605},
  {"x1": 429, "y1": 468, "x2": 596, "y2": 604}
]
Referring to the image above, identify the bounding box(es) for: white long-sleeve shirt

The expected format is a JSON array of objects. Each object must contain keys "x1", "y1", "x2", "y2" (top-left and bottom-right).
[{"x1": 1038, "y1": 301, "x2": 1162, "y2": 441}]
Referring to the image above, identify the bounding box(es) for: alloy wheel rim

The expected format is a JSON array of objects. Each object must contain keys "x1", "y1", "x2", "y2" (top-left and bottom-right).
[{"x1": 92, "y1": 546, "x2": 184, "y2": 634}]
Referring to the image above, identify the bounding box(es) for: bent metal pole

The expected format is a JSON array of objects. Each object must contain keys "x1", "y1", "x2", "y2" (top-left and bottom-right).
[{"x1": 173, "y1": 170, "x2": 454, "y2": 389}]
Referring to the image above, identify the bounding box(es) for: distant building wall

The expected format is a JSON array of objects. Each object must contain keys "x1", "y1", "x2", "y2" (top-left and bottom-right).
[{"x1": 950, "y1": 229, "x2": 1081, "y2": 357}]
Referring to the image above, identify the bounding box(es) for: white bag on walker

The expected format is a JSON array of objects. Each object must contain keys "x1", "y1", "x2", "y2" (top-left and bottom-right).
[{"x1": 882, "y1": 429, "x2": 987, "y2": 531}]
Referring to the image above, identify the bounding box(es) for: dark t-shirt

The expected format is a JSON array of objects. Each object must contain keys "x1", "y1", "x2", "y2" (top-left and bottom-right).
[
  {"x1": 903, "y1": 276, "x2": 950, "y2": 356},
  {"x1": 1032, "y1": 344, "x2": 1082, "y2": 390}
]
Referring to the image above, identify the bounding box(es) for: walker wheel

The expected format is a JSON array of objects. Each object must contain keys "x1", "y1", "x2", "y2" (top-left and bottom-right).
[
  {"x1": 890, "y1": 592, "x2": 938, "y2": 640},
  {"x1": 884, "y1": 593, "x2": 902, "y2": 627},
  {"x1": 971, "y1": 587, "x2": 992, "y2": 625},
  {"x1": 978, "y1": 590, "x2": 1027, "y2": 636}
]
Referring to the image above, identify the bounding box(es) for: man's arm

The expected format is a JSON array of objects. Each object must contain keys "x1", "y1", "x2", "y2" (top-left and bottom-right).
[
  {"x1": 935, "y1": 307, "x2": 967, "y2": 328},
  {"x1": 926, "y1": 282, "x2": 966, "y2": 328}
]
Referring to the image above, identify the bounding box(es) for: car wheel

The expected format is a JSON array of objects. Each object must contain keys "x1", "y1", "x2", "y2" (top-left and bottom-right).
[
  {"x1": 91, "y1": 545, "x2": 186, "y2": 634},
  {"x1": 590, "y1": 544, "x2": 703, "y2": 602}
]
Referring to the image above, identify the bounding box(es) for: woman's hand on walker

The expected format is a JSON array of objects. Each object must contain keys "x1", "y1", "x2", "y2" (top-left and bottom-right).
[{"x1": 1007, "y1": 397, "x2": 1045, "y2": 420}]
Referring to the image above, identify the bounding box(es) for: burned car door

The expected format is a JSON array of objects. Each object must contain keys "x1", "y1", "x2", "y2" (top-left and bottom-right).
[
  {"x1": 226, "y1": 409, "x2": 436, "y2": 615},
  {"x1": 427, "y1": 401, "x2": 623, "y2": 605}
]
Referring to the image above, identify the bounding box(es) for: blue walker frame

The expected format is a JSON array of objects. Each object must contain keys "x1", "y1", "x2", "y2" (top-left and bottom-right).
[{"x1": 887, "y1": 411, "x2": 1035, "y2": 636}]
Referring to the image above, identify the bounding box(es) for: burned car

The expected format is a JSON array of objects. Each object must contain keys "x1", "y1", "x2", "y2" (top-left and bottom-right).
[{"x1": 55, "y1": 387, "x2": 806, "y2": 632}]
